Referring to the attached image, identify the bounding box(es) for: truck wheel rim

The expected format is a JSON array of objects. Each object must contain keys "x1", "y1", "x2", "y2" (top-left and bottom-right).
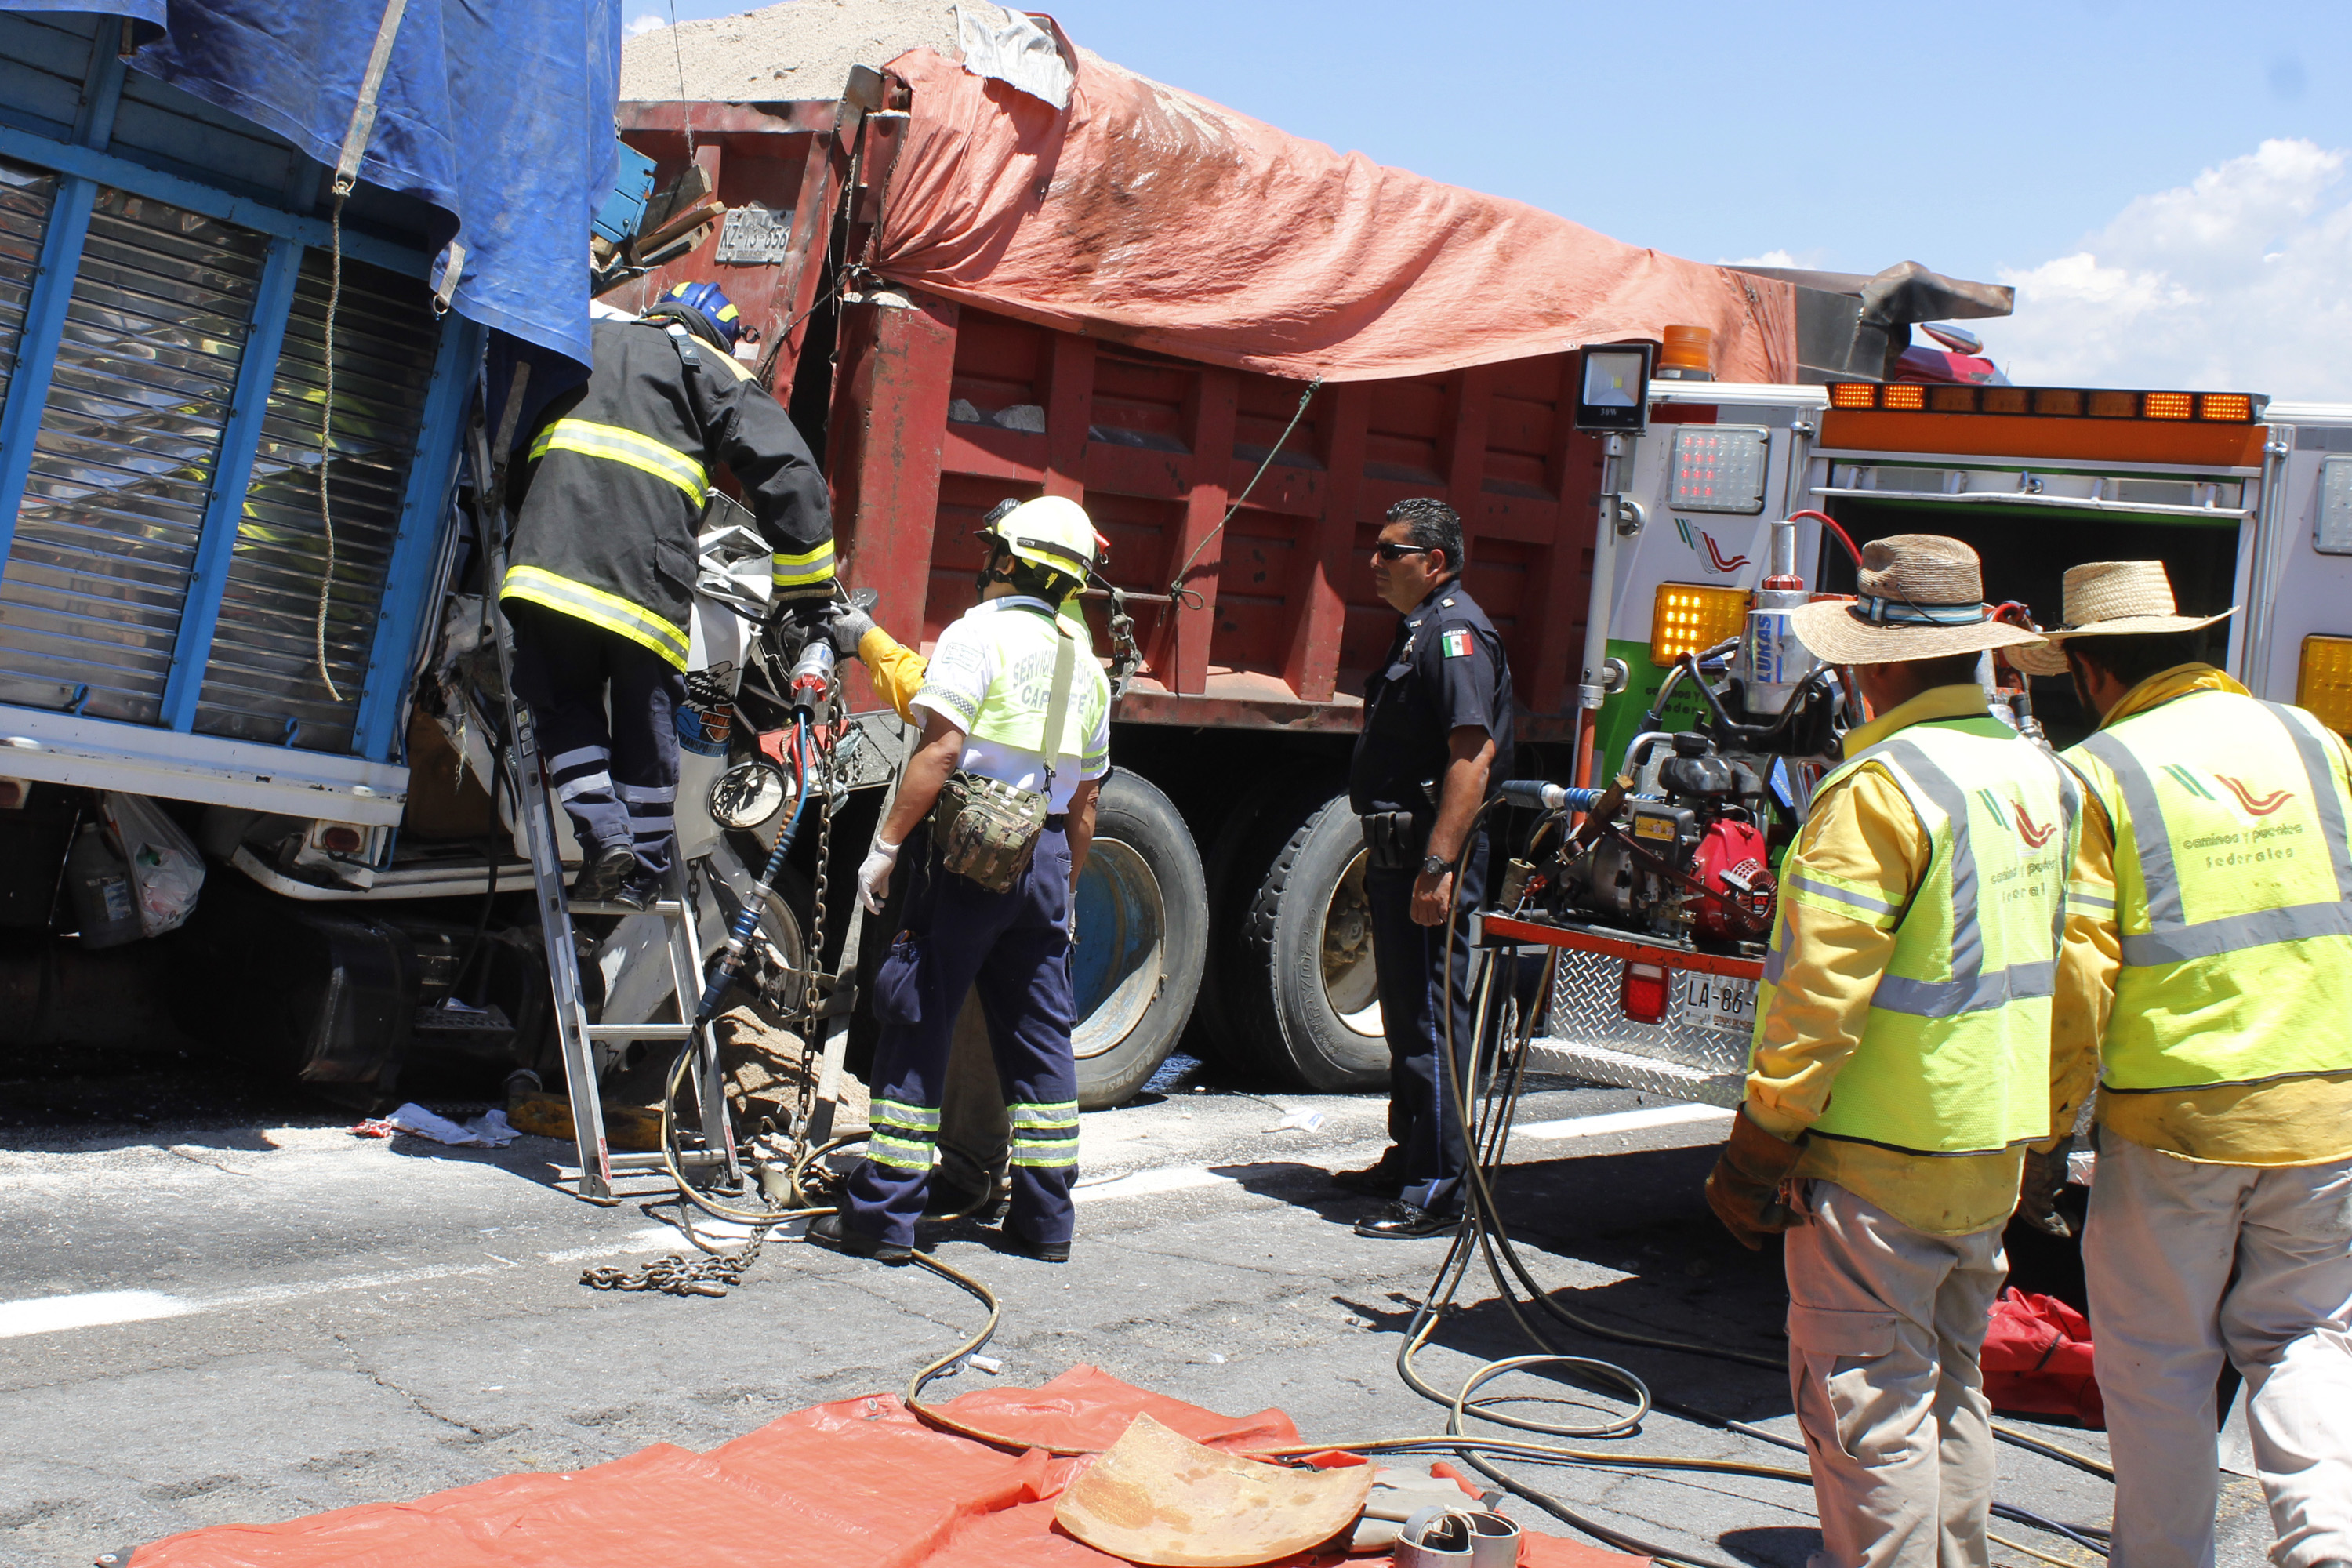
[
  {"x1": 1319, "y1": 849, "x2": 1383, "y2": 1036},
  {"x1": 1071, "y1": 838, "x2": 1165, "y2": 1061}
]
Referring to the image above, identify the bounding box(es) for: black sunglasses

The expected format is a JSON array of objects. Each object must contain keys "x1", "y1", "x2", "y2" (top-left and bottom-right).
[{"x1": 1370, "y1": 542, "x2": 1430, "y2": 562}]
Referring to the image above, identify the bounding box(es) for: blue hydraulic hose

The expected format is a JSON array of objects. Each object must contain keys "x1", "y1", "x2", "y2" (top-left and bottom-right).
[{"x1": 695, "y1": 713, "x2": 816, "y2": 1022}]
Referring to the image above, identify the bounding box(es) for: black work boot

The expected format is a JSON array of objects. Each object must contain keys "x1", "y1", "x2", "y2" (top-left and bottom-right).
[
  {"x1": 569, "y1": 841, "x2": 635, "y2": 905},
  {"x1": 805, "y1": 1213, "x2": 911, "y2": 1263},
  {"x1": 993, "y1": 1222, "x2": 1070, "y2": 1263},
  {"x1": 608, "y1": 866, "x2": 663, "y2": 913},
  {"x1": 1331, "y1": 1145, "x2": 1409, "y2": 1199}
]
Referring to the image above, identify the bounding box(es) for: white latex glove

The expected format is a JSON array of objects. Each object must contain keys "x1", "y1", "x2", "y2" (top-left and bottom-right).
[{"x1": 857, "y1": 837, "x2": 902, "y2": 916}]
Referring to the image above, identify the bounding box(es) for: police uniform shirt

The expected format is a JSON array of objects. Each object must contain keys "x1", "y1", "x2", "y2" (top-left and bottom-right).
[
  {"x1": 1348, "y1": 580, "x2": 1515, "y2": 816},
  {"x1": 912, "y1": 597, "x2": 1112, "y2": 814}
]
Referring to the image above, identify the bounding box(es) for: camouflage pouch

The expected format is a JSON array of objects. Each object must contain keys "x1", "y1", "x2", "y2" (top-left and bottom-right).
[
  {"x1": 932, "y1": 772, "x2": 1049, "y2": 893},
  {"x1": 928, "y1": 617, "x2": 1079, "y2": 895}
]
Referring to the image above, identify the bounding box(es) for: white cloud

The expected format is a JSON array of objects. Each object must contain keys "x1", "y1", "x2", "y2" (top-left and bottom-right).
[
  {"x1": 1994, "y1": 139, "x2": 2352, "y2": 400},
  {"x1": 625, "y1": 13, "x2": 669, "y2": 36},
  {"x1": 1726, "y1": 249, "x2": 1798, "y2": 267}
]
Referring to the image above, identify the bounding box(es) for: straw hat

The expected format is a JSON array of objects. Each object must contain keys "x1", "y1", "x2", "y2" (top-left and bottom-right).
[
  {"x1": 2006, "y1": 561, "x2": 2235, "y2": 677},
  {"x1": 1788, "y1": 534, "x2": 2044, "y2": 666}
]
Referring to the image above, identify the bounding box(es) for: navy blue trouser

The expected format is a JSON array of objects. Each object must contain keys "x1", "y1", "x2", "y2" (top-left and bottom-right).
[
  {"x1": 847, "y1": 824, "x2": 1080, "y2": 1250},
  {"x1": 506, "y1": 598, "x2": 683, "y2": 879},
  {"x1": 1365, "y1": 826, "x2": 1486, "y2": 1216}
]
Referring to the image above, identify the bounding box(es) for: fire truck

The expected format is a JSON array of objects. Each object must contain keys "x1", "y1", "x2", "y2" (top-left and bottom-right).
[{"x1": 1505, "y1": 370, "x2": 2352, "y2": 1105}]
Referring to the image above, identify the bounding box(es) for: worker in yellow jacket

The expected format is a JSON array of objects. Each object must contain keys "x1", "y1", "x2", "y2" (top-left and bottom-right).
[
  {"x1": 1705, "y1": 535, "x2": 2078, "y2": 1568},
  {"x1": 2015, "y1": 561, "x2": 2352, "y2": 1568},
  {"x1": 823, "y1": 499, "x2": 1102, "y2": 1224}
]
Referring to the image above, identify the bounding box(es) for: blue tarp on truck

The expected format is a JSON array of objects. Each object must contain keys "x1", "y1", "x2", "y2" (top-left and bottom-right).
[{"x1": 1, "y1": 0, "x2": 619, "y2": 370}]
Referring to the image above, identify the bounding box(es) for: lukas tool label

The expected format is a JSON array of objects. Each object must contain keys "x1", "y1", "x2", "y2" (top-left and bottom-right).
[{"x1": 1748, "y1": 611, "x2": 1800, "y2": 684}]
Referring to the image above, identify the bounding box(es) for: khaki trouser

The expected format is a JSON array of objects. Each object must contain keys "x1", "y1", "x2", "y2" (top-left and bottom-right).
[
  {"x1": 1784, "y1": 1181, "x2": 2007, "y2": 1568},
  {"x1": 2085, "y1": 1135, "x2": 2352, "y2": 1568}
]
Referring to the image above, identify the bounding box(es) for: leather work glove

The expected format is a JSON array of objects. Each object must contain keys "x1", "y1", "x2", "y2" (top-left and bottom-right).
[
  {"x1": 826, "y1": 605, "x2": 877, "y2": 661},
  {"x1": 2017, "y1": 1145, "x2": 2073, "y2": 1238},
  {"x1": 857, "y1": 837, "x2": 901, "y2": 916},
  {"x1": 1704, "y1": 1106, "x2": 1806, "y2": 1250}
]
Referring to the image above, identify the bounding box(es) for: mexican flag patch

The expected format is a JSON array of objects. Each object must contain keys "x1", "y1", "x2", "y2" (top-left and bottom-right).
[{"x1": 1439, "y1": 627, "x2": 1473, "y2": 659}]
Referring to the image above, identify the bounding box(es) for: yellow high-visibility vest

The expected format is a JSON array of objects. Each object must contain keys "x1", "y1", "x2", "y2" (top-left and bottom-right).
[
  {"x1": 1756, "y1": 718, "x2": 2079, "y2": 1155},
  {"x1": 2063, "y1": 690, "x2": 2352, "y2": 1093}
]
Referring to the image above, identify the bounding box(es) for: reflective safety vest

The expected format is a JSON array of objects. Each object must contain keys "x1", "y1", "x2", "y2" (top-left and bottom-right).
[
  {"x1": 1758, "y1": 718, "x2": 2081, "y2": 1156},
  {"x1": 2063, "y1": 690, "x2": 2352, "y2": 1094},
  {"x1": 964, "y1": 604, "x2": 1112, "y2": 774}
]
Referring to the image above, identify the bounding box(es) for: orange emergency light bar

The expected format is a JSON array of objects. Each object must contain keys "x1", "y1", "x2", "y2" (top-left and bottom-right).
[
  {"x1": 1828, "y1": 383, "x2": 2264, "y2": 423},
  {"x1": 1650, "y1": 583, "x2": 1751, "y2": 668},
  {"x1": 2300, "y1": 636, "x2": 2352, "y2": 737}
]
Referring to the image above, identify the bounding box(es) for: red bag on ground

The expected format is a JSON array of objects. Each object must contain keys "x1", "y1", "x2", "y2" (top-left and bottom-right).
[{"x1": 1981, "y1": 1288, "x2": 2104, "y2": 1428}]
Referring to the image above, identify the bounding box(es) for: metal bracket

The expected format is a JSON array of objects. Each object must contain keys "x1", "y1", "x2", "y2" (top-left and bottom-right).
[{"x1": 1610, "y1": 495, "x2": 1646, "y2": 537}]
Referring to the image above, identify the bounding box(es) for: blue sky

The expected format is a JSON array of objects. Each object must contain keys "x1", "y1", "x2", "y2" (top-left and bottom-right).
[{"x1": 630, "y1": 2, "x2": 2352, "y2": 396}]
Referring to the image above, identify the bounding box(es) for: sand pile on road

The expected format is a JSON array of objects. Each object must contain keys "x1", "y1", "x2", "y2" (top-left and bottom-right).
[{"x1": 619, "y1": 0, "x2": 980, "y2": 103}]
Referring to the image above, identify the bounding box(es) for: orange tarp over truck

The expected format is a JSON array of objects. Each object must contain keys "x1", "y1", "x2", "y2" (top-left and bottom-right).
[
  {"x1": 871, "y1": 46, "x2": 1797, "y2": 385},
  {"x1": 124, "y1": 1366, "x2": 1643, "y2": 1567}
]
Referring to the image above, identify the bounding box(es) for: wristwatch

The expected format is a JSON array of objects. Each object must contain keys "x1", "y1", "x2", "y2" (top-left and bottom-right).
[{"x1": 1419, "y1": 854, "x2": 1452, "y2": 877}]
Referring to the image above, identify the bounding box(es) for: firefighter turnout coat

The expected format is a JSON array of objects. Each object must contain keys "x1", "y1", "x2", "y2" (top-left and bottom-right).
[{"x1": 503, "y1": 315, "x2": 833, "y2": 669}]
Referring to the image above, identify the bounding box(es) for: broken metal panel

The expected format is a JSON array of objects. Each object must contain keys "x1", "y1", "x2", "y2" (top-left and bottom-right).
[
  {"x1": 0, "y1": 158, "x2": 55, "y2": 405},
  {"x1": 0, "y1": 182, "x2": 267, "y2": 725}
]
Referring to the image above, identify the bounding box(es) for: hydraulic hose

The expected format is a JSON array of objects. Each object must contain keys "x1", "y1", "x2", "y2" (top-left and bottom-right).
[{"x1": 695, "y1": 712, "x2": 816, "y2": 1022}]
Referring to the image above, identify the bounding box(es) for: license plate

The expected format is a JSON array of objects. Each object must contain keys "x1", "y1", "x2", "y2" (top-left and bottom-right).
[{"x1": 1677, "y1": 970, "x2": 1757, "y2": 1036}]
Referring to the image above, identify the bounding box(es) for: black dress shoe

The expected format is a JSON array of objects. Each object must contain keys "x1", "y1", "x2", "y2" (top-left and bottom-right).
[
  {"x1": 993, "y1": 1225, "x2": 1070, "y2": 1263},
  {"x1": 1331, "y1": 1147, "x2": 1409, "y2": 1199},
  {"x1": 1353, "y1": 1200, "x2": 1461, "y2": 1240},
  {"x1": 569, "y1": 842, "x2": 636, "y2": 905},
  {"x1": 805, "y1": 1212, "x2": 912, "y2": 1263}
]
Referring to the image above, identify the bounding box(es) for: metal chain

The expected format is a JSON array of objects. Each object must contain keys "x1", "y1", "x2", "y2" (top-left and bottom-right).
[
  {"x1": 793, "y1": 714, "x2": 839, "y2": 1134},
  {"x1": 581, "y1": 1226, "x2": 771, "y2": 1297}
]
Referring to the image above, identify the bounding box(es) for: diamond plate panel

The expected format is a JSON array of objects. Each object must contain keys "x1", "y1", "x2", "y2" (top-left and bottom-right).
[{"x1": 1527, "y1": 941, "x2": 1748, "y2": 1106}]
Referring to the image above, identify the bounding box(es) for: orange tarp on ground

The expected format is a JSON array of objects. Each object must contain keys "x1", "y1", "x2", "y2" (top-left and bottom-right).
[
  {"x1": 872, "y1": 45, "x2": 1796, "y2": 385},
  {"x1": 128, "y1": 1365, "x2": 1642, "y2": 1567}
]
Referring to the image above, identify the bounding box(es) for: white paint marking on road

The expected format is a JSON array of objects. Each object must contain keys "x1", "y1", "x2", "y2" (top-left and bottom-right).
[
  {"x1": 0, "y1": 1229, "x2": 685, "y2": 1341},
  {"x1": 1512, "y1": 1104, "x2": 1732, "y2": 1141},
  {"x1": 0, "y1": 1290, "x2": 194, "y2": 1339},
  {"x1": 1073, "y1": 1166, "x2": 1233, "y2": 1203}
]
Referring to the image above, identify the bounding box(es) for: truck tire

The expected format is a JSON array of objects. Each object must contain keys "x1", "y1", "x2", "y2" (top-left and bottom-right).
[
  {"x1": 1072, "y1": 771, "x2": 1207, "y2": 1109},
  {"x1": 1233, "y1": 793, "x2": 1392, "y2": 1091}
]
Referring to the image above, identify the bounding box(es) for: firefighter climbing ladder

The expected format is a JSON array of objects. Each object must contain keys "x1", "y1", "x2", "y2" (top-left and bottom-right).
[{"x1": 469, "y1": 402, "x2": 738, "y2": 1205}]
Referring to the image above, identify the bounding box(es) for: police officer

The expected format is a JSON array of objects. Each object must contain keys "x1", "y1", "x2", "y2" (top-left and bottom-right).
[
  {"x1": 2020, "y1": 561, "x2": 2352, "y2": 1568},
  {"x1": 808, "y1": 497, "x2": 1111, "y2": 1264},
  {"x1": 1338, "y1": 498, "x2": 1513, "y2": 1240},
  {"x1": 504, "y1": 281, "x2": 833, "y2": 908}
]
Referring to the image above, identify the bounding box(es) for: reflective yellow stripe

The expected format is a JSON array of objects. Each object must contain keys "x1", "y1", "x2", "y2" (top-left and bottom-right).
[
  {"x1": 500, "y1": 565, "x2": 691, "y2": 670},
  {"x1": 868, "y1": 1134, "x2": 934, "y2": 1171},
  {"x1": 771, "y1": 541, "x2": 835, "y2": 587},
  {"x1": 530, "y1": 419, "x2": 706, "y2": 503}
]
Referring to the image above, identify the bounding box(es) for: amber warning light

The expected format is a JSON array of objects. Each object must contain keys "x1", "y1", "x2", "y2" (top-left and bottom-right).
[{"x1": 1828, "y1": 384, "x2": 2266, "y2": 423}]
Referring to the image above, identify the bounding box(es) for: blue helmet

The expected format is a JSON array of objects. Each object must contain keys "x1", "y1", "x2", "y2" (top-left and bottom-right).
[{"x1": 659, "y1": 279, "x2": 742, "y2": 347}]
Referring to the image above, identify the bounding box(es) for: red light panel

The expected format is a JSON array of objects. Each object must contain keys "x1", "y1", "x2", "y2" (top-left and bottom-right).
[{"x1": 1621, "y1": 961, "x2": 1671, "y2": 1025}]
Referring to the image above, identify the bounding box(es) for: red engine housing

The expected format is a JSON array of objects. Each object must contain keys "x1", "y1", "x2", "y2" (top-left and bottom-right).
[{"x1": 1692, "y1": 818, "x2": 1775, "y2": 939}]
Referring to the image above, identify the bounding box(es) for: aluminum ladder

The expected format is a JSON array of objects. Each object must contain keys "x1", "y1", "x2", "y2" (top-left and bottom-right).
[{"x1": 472, "y1": 421, "x2": 738, "y2": 1206}]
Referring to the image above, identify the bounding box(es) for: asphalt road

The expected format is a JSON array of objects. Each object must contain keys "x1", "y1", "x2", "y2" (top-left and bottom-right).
[{"x1": 0, "y1": 1063, "x2": 2274, "y2": 1568}]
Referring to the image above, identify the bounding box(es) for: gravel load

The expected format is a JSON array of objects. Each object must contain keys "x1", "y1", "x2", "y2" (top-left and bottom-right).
[{"x1": 618, "y1": 0, "x2": 997, "y2": 103}]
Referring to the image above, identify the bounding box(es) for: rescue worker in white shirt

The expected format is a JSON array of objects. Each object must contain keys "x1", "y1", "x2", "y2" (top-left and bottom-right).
[
  {"x1": 808, "y1": 497, "x2": 1112, "y2": 1264},
  {"x1": 2012, "y1": 561, "x2": 2352, "y2": 1568},
  {"x1": 503, "y1": 281, "x2": 833, "y2": 909},
  {"x1": 1704, "y1": 535, "x2": 2078, "y2": 1568},
  {"x1": 822, "y1": 500, "x2": 1105, "y2": 1225}
]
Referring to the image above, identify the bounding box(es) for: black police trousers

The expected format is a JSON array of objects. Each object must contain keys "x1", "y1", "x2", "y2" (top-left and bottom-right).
[{"x1": 1363, "y1": 826, "x2": 1486, "y2": 1216}]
